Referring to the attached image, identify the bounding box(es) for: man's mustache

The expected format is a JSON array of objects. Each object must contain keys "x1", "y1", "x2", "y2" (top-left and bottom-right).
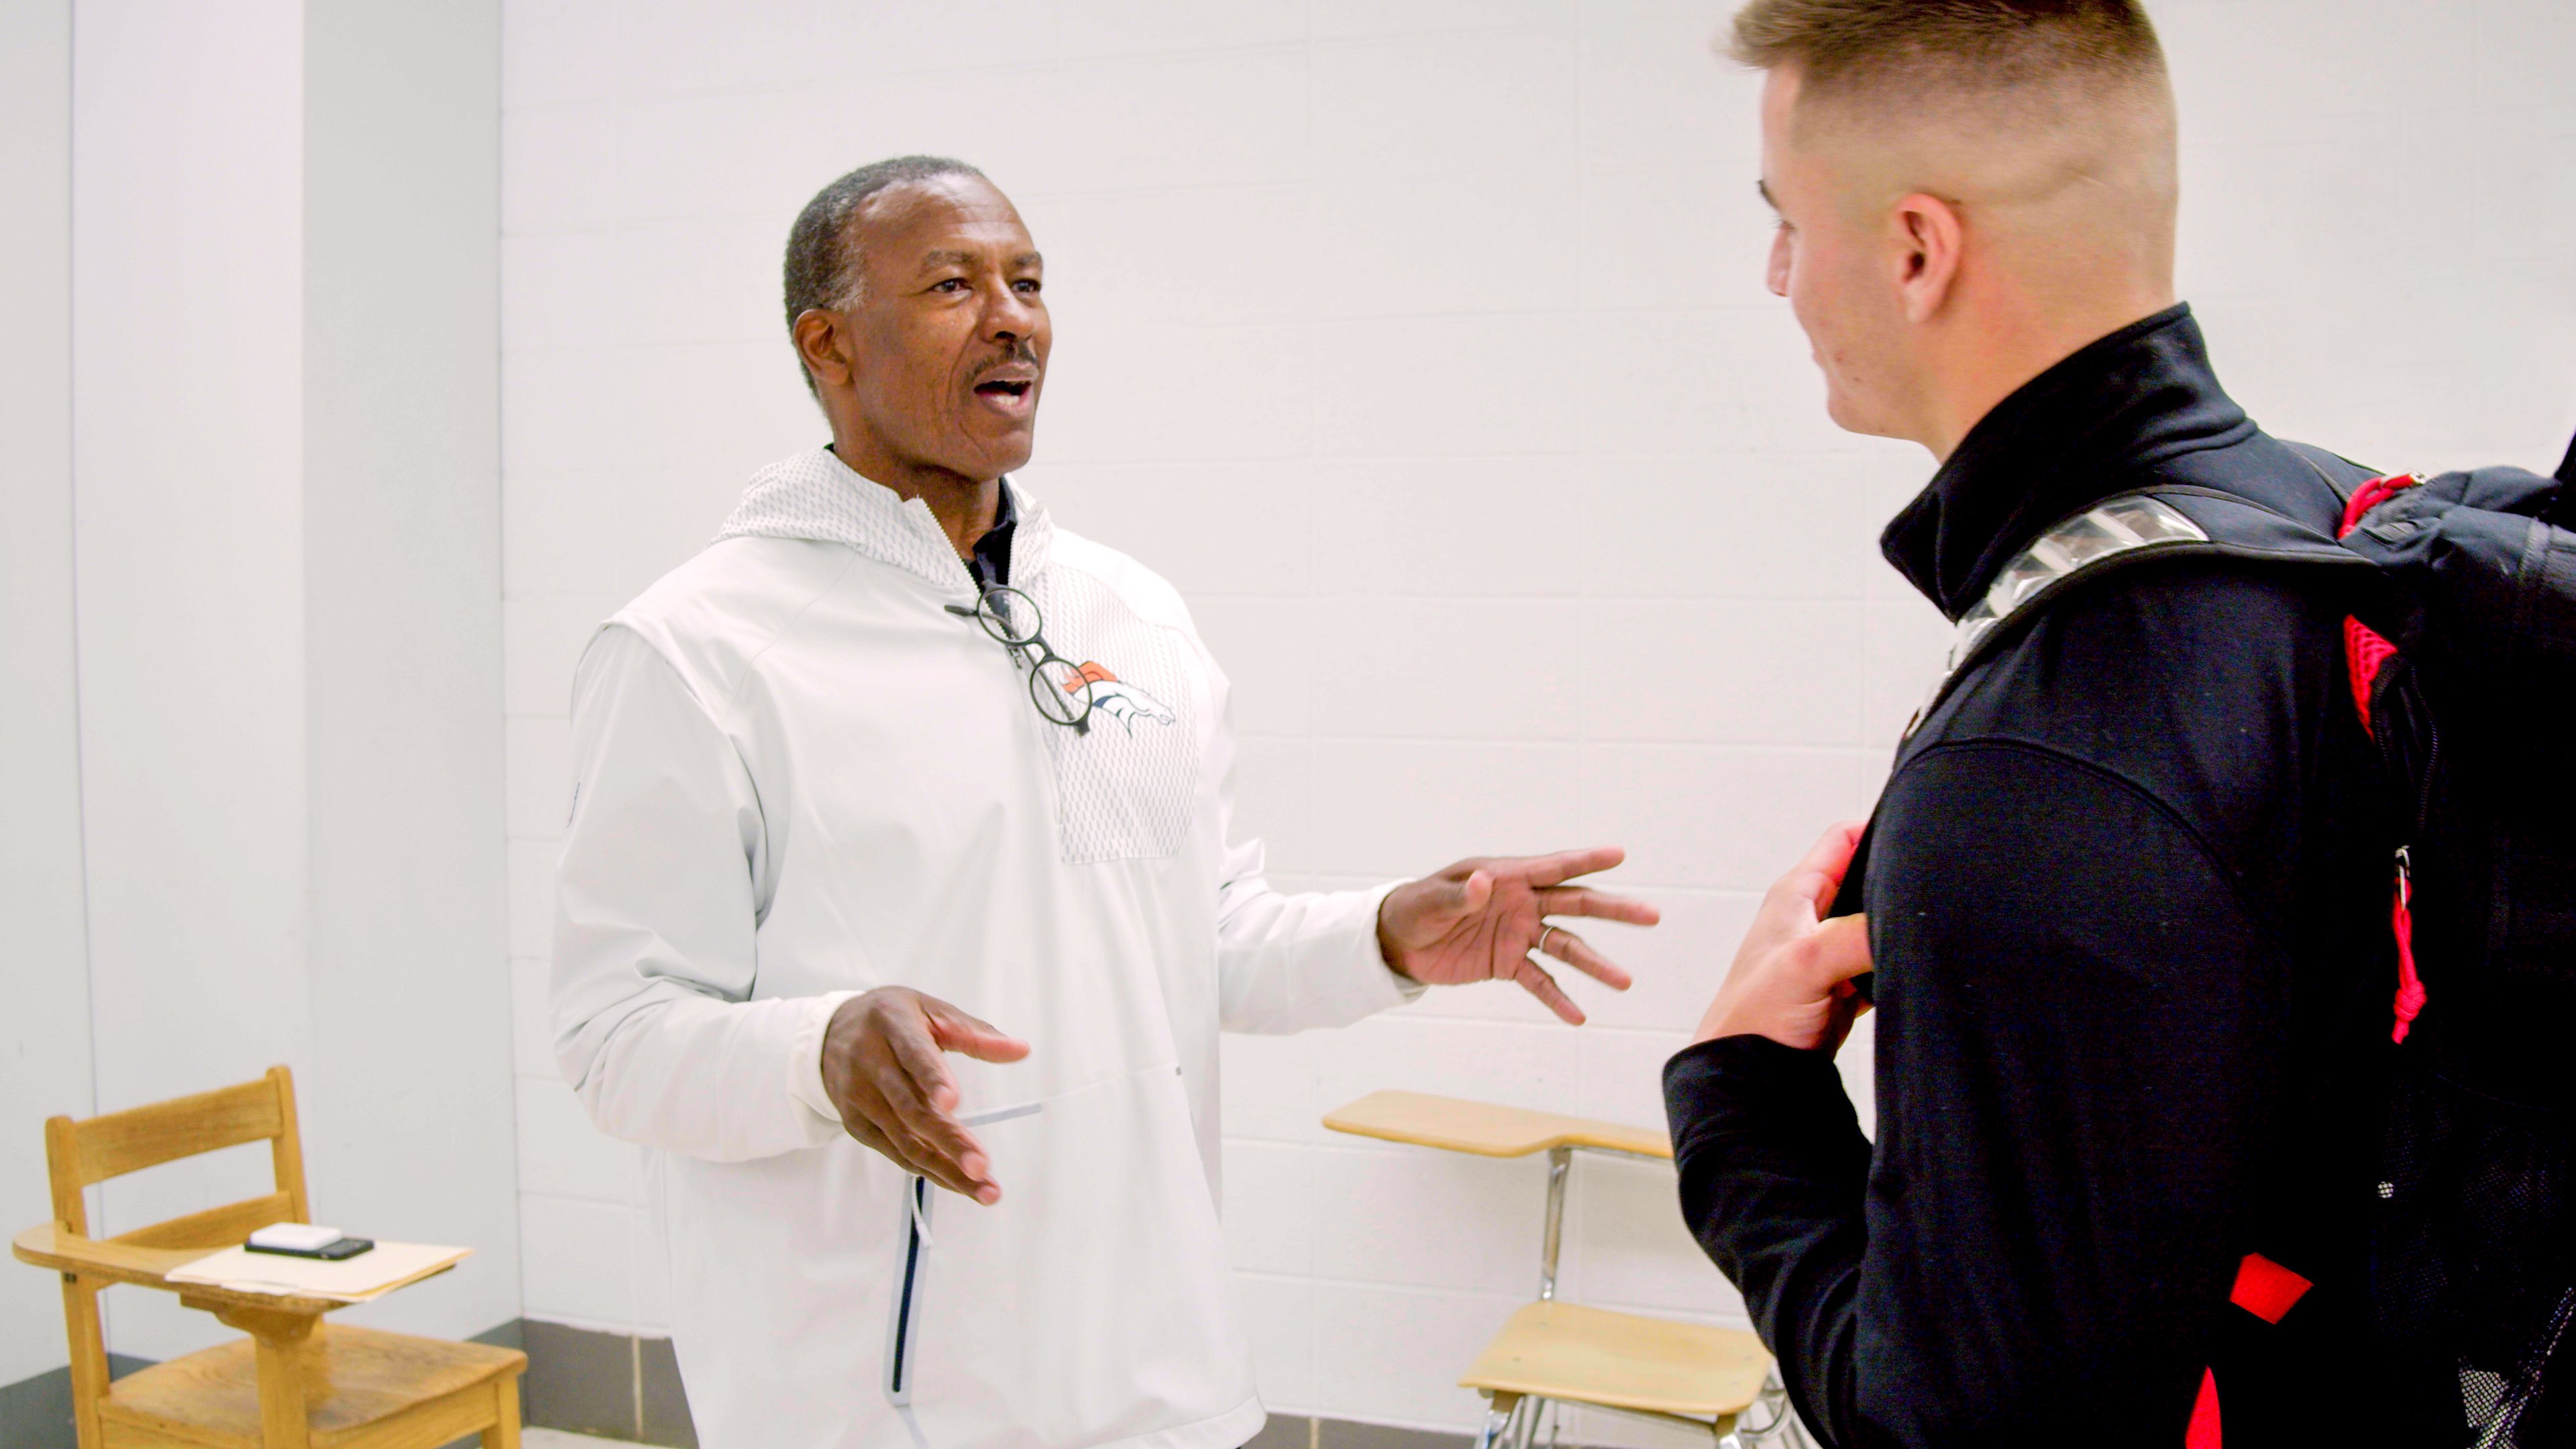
[{"x1": 971, "y1": 342, "x2": 1041, "y2": 383}]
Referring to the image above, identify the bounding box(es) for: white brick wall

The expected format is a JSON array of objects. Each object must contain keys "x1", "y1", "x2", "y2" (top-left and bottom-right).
[{"x1": 498, "y1": 0, "x2": 2576, "y2": 1440}]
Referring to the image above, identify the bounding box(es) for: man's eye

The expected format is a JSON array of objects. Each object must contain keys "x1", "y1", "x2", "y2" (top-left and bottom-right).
[
  {"x1": 934, "y1": 278, "x2": 968, "y2": 293},
  {"x1": 1014, "y1": 279, "x2": 1042, "y2": 294}
]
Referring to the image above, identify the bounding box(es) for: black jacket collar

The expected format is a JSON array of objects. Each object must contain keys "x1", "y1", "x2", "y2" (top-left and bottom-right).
[{"x1": 1883, "y1": 303, "x2": 2258, "y2": 620}]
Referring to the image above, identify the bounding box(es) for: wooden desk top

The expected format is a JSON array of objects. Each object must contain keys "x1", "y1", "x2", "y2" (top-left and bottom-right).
[
  {"x1": 1322, "y1": 1090, "x2": 1671, "y2": 1161},
  {"x1": 15, "y1": 1224, "x2": 375, "y2": 1318}
]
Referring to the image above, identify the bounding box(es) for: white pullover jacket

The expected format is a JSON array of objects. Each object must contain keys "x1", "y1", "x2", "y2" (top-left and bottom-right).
[{"x1": 552, "y1": 449, "x2": 1416, "y2": 1449}]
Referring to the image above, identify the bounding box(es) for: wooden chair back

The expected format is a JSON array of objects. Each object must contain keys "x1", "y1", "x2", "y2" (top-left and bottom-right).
[{"x1": 42, "y1": 1065, "x2": 312, "y2": 1432}]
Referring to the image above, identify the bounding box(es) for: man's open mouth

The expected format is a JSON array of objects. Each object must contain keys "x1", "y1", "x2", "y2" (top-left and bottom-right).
[{"x1": 973, "y1": 379, "x2": 1032, "y2": 399}]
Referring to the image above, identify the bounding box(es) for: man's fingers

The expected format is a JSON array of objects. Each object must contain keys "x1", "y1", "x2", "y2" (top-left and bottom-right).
[
  {"x1": 926, "y1": 1002, "x2": 1032, "y2": 1064},
  {"x1": 1409, "y1": 869, "x2": 1489, "y2": 922},
  {"x1": 1536, "y1": 926, "x2": 1633, "y2": 991},
  {"x1": 873, "y1": 1030, "x2": 1002, "y2": 1197},
  {"x1": 1534, "y1": 886, "x2": 1660, "y2": 926},
  {"x1": 841, "y1": 1098, "x2": 979, "y2": 1199},
  {"x1": 873, "y1": 1069, "x2": 995, "y2": 1200},
  {"x1": 1776, "y1": 821, "x2": 1868, "y2": 916},
  {"x1": 1510, "y1": 845, "x2": 1627, "y2": 889},
  {"x1": 1513, "y1": 959, "x2": 1585, "y2": 1025},
  {"x1": 883, "y1": 1014, "x2": 964, "y2": 1115},
  {"x1": 1800, "y1": 913, "x2": 1874, "y2": 987}
]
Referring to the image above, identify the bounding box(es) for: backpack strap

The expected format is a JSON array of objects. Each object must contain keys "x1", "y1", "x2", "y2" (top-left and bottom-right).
[{"x1": 1905, "y1": 486, "x2": 2372, "y2": 736}]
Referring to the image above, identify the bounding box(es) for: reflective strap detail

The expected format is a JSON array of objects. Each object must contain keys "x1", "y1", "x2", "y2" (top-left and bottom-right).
[
  {"x1": 1912, "y1": 495, "x2": 2208, "y2": 735},
  {"x1": 2186, "y1": 1367, "x2": 2222, "y2": 1449},
  {"x1": 2229, "y1": 1252, "x2": 2313, "y2": 1324}
]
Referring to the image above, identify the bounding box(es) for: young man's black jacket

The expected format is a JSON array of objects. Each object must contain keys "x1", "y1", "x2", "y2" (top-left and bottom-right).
[{"x1": 1663, "y1": 305, "x2": 2408, "y2": 1447}]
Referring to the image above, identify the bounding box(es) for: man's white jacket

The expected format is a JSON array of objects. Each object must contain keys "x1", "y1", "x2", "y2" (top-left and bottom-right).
[{"x1": 552, "y1": 449, "x2": 1416, "y2": 1449}]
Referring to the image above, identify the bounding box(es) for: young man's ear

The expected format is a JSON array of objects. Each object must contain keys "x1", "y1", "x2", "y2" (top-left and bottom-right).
[
  {"x1": 794, "y1": 308, "x2": 853, "y2": 391},
  {"x1": 1892, "y1": 193, "x2": 1964, "y2": 324}
]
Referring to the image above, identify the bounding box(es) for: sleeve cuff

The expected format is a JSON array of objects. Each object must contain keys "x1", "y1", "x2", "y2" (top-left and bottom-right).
[
  {"x1": 787, "y1": 989, "x2": 865, "y2": 1124},
  {"x1": 1663, "y1": 1034, "x2": 1870, "y2": 1184}
]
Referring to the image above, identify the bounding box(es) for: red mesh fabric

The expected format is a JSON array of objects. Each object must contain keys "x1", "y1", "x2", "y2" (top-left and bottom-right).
[{"x1": 2345, "y1": 616, "x2": 2398, "y2": 735}]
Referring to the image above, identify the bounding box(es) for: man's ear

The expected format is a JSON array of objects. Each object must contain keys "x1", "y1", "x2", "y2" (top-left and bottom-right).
[
  {"x1": 1892, "y1": 193, "x2": 1964, "y2": 325},
  {"x1": 792, "y1": 307, "x2": 854, "y2": 392}
]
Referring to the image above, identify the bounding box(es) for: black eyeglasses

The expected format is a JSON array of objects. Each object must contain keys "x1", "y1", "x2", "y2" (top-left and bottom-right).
[{"x1": 945, "y1": 586, "x2": 1093, "y2": 734}]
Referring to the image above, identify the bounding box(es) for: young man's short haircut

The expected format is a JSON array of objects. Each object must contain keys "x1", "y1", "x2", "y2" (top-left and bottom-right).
[{"x1": 1729, "y1": 0, "x2": 2166, "y2": 99}]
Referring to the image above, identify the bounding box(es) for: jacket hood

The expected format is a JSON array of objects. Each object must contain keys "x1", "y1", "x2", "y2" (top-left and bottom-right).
[
  {"x1": 714, "y1": 446, "x2": 1053, "y2": 592},
  {"x1": 1883, "y1": 303, "x2": 2258, "y2": 621}
]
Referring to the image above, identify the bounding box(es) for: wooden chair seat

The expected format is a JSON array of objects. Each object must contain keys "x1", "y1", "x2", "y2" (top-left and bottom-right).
[
  {"x1": 1460, "y1": 1300, "x2": 1769, "y2": 1419},
  {"x1": 99, "y1": 1324, "x2": 524, "y2": 1449},
  {"x1": 1322, "y1": 1090, "x2": 1670, "y2": 1161}
]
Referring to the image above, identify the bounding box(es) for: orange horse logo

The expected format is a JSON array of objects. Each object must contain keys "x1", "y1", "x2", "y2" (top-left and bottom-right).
[{"x1": 1059, "y1": 661, "x2": 1176, "y2": 732}]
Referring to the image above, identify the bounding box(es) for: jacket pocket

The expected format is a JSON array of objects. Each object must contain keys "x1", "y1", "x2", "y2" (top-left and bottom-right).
[{"x1": 898, "y1": 1065, "x2": 1250, "y2": 1442}]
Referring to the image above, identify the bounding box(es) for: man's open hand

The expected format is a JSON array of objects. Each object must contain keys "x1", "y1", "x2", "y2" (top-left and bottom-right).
[
  {"x1": 1693, "y1": 822, "x2": 1873, "y2": 1052},
  {"x1": 1378, "y1": 847, "x2": 1658, "y2": 1024},
  {"x1": 821, "y1": 987, "x2": 1030, "y2": 1203}
]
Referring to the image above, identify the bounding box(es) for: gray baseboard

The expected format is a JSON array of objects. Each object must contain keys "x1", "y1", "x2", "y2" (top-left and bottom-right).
[
  {"x1": 514, "y1": 1318, "x2": 697, "y2": 1446},
  {"x1": 1250, "y1": 1415, "x2": 1472, "y2": 1449},
  {"x1": 506, "y1": 1318, "x2": 1471, "y2": 1449},
  {"x1": 0, "y1": 1317, "x2": 1473, "y2": 1449},
  {"x1": 0, "y1": 1355, "x2": 151, "y2": 1449}
]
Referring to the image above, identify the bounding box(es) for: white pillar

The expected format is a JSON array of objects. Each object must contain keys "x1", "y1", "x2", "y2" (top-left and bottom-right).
[
  {"x1": 0, "y1": 0, "x2": 95, "y2": 1393},
  {"x1": 60, "y1": 0, "x2": 515, "y2": 1362},
  {"x1": 300, "y1": 0, "x2": 516, "y2": 1347}
]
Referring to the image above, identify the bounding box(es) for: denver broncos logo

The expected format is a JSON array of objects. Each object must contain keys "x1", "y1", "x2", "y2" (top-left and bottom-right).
[{"x1": 1060, "y1": 661, "x2": 1176, "y2": 732}]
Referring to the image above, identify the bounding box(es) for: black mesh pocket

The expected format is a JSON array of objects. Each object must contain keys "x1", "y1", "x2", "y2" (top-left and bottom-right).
[{"x1": 2373, "y1": 1058, "x2": 2576, "y2": 1444}]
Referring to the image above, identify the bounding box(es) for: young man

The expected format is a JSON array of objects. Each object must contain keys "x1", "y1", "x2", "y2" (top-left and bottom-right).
[
  {"x1": 552, "y1": 157, "x2": 1658, "y2": 1449},
  {"x1": 1667, "y1": 4, "x2": 2398, "y2": 1444}
]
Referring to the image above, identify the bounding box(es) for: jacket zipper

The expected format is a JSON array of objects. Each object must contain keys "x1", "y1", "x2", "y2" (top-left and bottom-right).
[{"x1": 885, "y1": 1175, "x2": 932, "y2": 1405}]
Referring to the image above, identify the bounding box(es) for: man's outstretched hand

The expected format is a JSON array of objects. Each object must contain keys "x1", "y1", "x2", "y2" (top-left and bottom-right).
[
  {"x1": 1377, "y1": 847, "x2": 1658, "y2": 1024},
  {"x1": 1692, "y1": 821, "x2": 1873, "y2": 1053},
  {"x1": 822, "y1": 987, "x2": 1030, "y2": 1204}
]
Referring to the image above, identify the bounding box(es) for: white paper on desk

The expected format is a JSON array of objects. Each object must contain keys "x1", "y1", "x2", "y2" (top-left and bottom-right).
[{"x1": 166, "y1": 1242, "x2": 472, "y2": 1302}]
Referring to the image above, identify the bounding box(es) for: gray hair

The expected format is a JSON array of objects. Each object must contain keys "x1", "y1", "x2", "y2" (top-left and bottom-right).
[{"x1": 782, "y1": 155, "x2": 987, "y2": 393}]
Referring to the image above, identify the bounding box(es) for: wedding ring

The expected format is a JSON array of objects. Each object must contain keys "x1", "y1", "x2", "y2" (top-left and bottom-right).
[{"x1": 1538, "y1": 926, "x2": 1561, "y2": 959}]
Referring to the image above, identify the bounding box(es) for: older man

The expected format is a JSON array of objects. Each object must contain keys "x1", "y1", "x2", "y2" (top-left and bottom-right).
[{"x1": 551, "y1": 155, "x2": 1654, "y2": 1449}]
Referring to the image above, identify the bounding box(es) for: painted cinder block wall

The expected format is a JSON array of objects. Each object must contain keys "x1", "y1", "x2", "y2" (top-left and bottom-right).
[{"x1": 494, "y1": 1, "x2": 2576, "y2": 1442}]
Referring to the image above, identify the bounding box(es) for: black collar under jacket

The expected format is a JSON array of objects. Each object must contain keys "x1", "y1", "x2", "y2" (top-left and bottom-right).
[{"x1": 1883, "y1": 302, "x2": 2263, "y2": 621}]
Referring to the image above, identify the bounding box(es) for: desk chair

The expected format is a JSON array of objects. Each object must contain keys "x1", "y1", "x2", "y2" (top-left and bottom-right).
[
  {"x1": 13, "y1": 1066, "x2": 526, "y2": 1449},
  {"x1": 1324, "y1": 1091, "x2": 1803, "y2": 1449}
]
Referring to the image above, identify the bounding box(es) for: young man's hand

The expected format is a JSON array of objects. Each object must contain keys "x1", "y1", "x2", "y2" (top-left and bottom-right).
[
  {"x1": 821, "y1": 988, "x2": 1030, "y2": 1203},
  {"x1": 1378, "y1": 847, "x2": 1658, "y2": 1024},
  {"x1": 1693, "y1": 822, "x2": 1873, "y2": 1053}
]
